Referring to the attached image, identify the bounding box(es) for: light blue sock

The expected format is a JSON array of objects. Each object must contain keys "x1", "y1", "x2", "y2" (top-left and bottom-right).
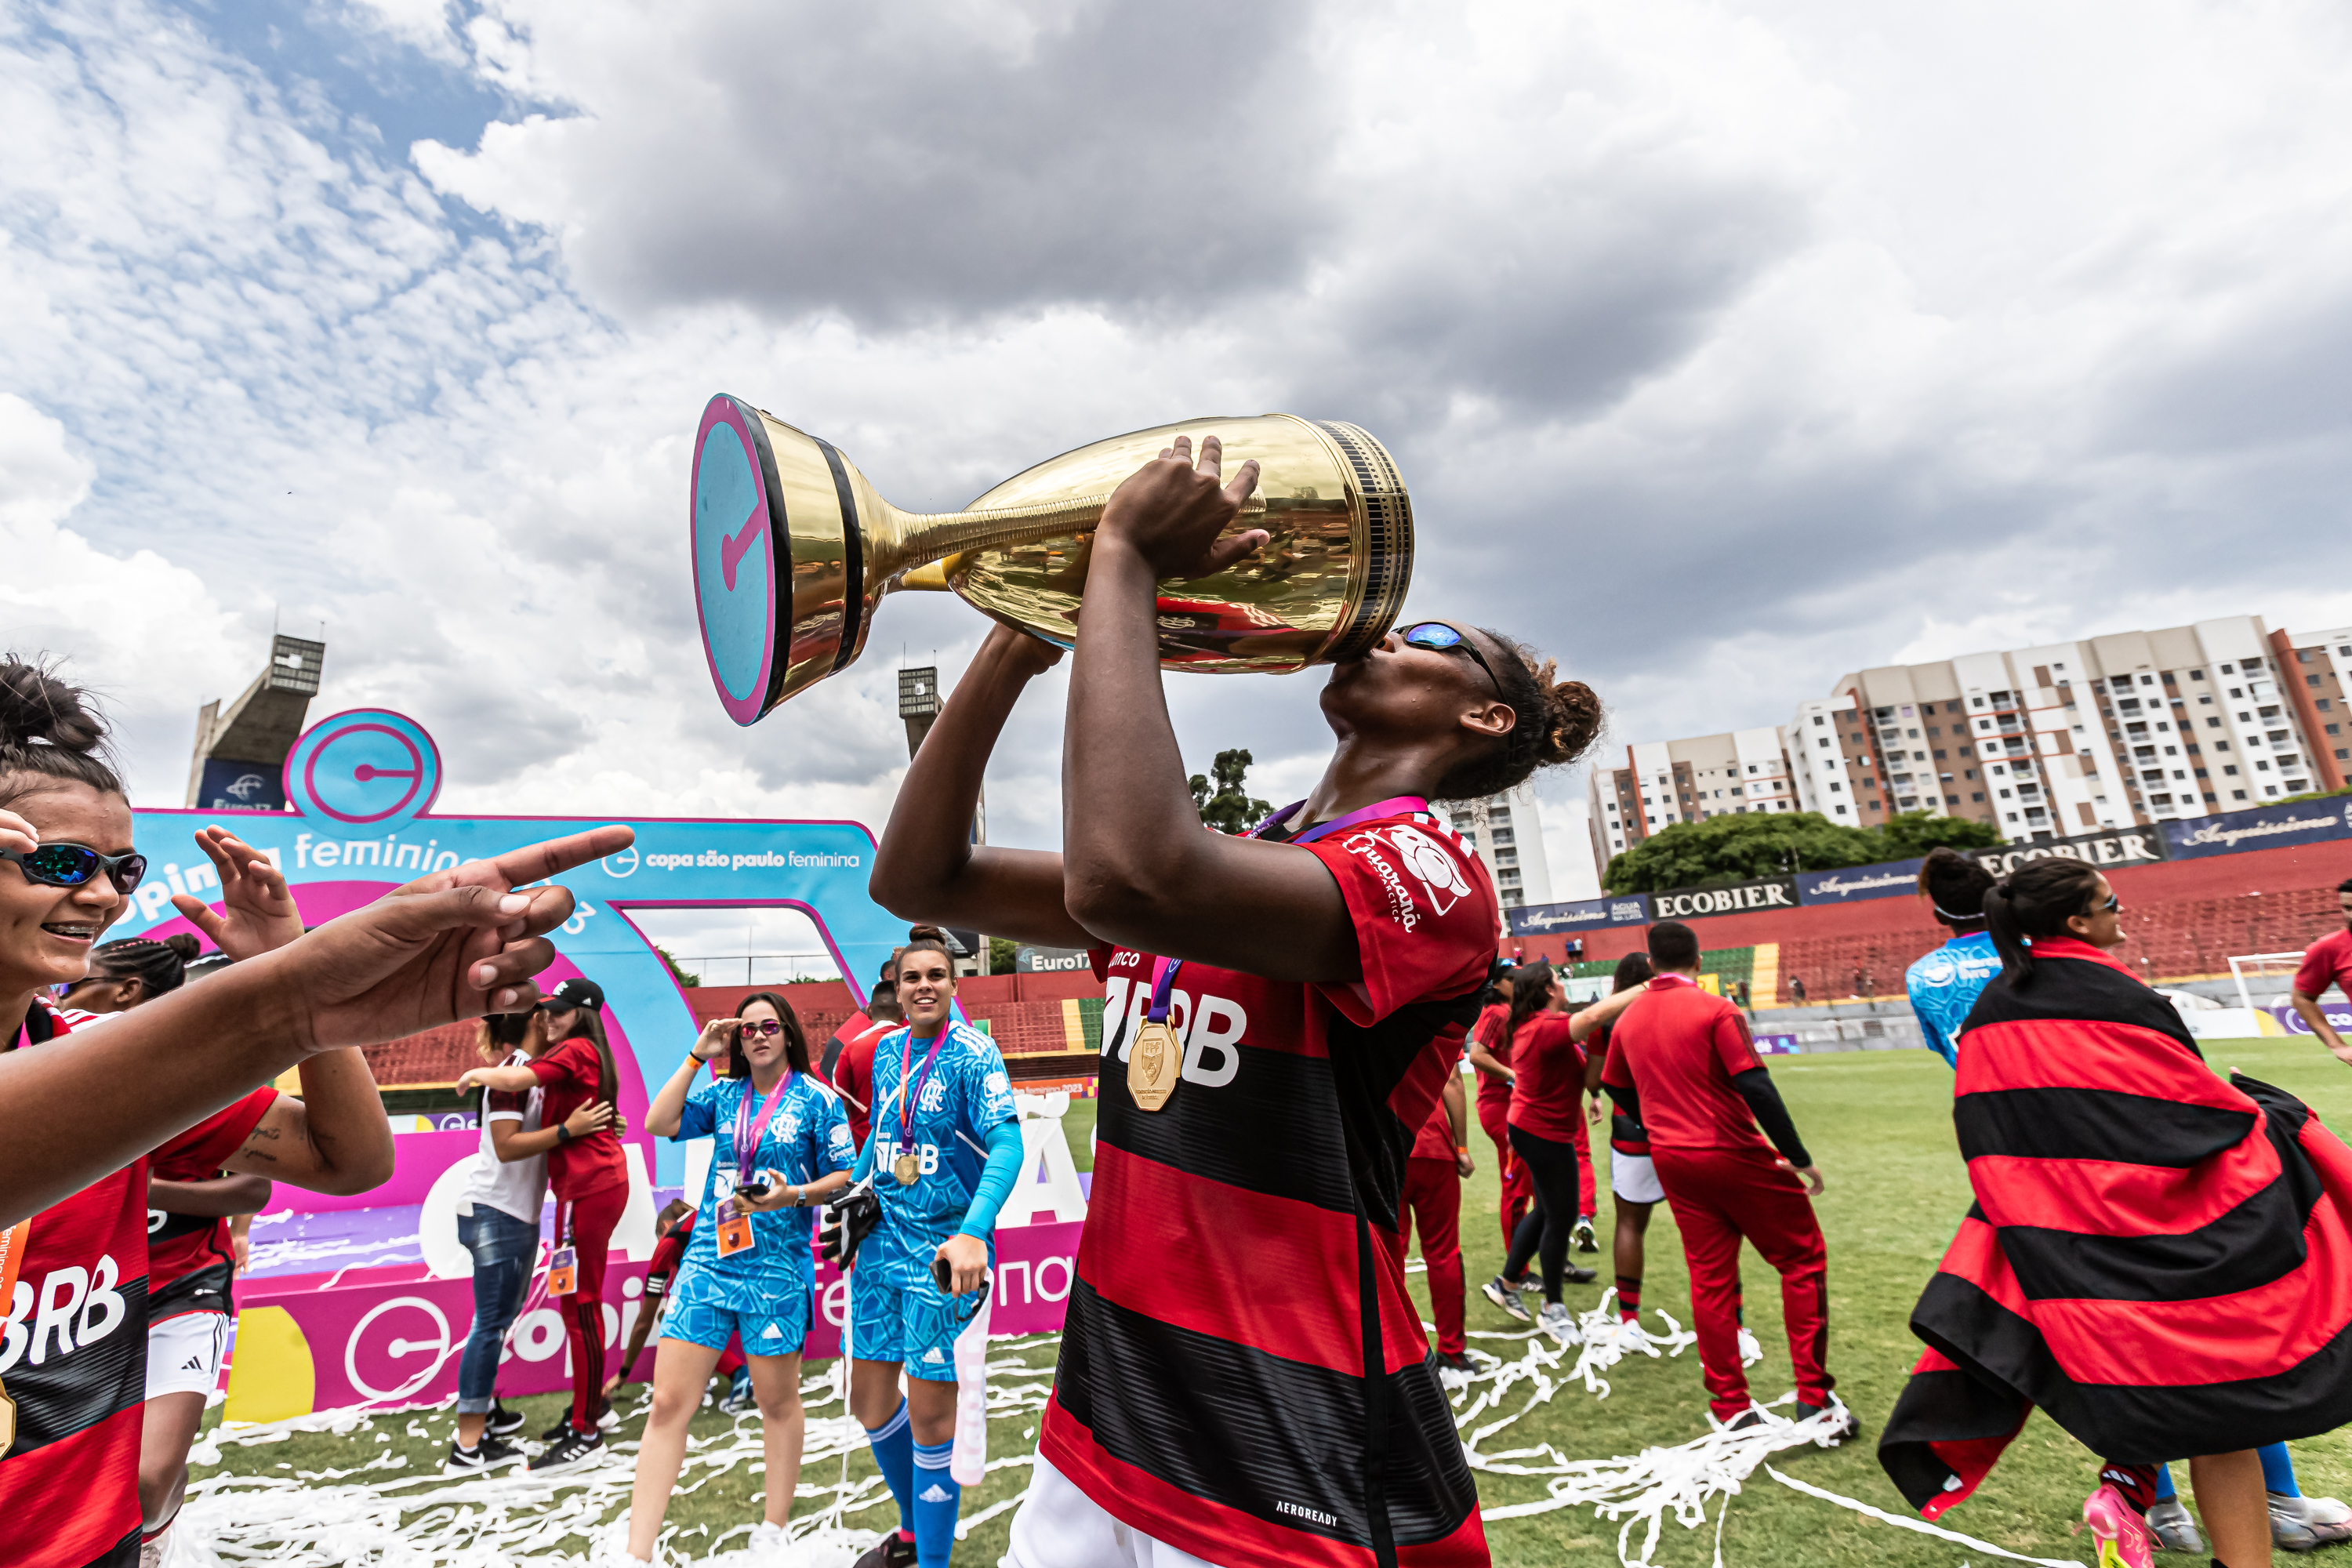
[
  {"x1": 862, "y1": 1399, "x2": 916, "y2": 1540},
  {"x1": 912, "y1": 1436, "x2": 960, "y2": 1567},
  {"x1": 2154, "y1": 1464, "x2": 2177, "y2": 1502},
  {"x1": 2262, "y1": 1442, "x2": 2300, "y2": 1497}
]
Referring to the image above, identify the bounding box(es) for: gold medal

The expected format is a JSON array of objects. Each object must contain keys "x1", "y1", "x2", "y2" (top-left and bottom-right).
[
  {"x1": 893, "y1": 1151, "x2": 920, "y2": 1185},
  {"x1": 1127, "y1": 1019, "x2": 1182, "y2": 1112},
  {"x1": 0, "y1": 1382, "x2": 14, "y2": 1455}
]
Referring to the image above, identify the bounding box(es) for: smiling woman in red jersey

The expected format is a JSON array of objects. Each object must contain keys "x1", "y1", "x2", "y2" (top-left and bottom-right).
[
  {"x1": 0, "y1": 659, "x2": 402, "y2": 1568},
  {"x1": 869, "y1": 437, "x2": 1605, "y2": 1568}
]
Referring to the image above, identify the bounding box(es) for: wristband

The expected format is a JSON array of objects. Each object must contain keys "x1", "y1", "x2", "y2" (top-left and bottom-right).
[
  {"x1": 556, "y1": 1124, "x2": 573, "y2": 1145},
  {"x1": 1457, "y1": 1145, "x2": 1472, "y2": 1156}
]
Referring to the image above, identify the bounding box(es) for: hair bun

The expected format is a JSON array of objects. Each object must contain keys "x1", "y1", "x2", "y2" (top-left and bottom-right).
[
  {"x1": 163, "y1": 933, "x2": 204, "y2": 962},
  {"x1": 0, "y1": 655, "x2": 109, "y2": 754},
  {"x1": 1542, "y1": 677, "x2": 1603, "y2": 766}
]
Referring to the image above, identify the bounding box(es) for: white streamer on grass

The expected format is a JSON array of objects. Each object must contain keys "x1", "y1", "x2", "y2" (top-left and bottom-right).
[
  {"x1": 172, "y1": 1294, "x2": 2069, "y2": 1568},
  {"x1": 171, "y1": 1338, "x2": 1063, "y2": 1568}
]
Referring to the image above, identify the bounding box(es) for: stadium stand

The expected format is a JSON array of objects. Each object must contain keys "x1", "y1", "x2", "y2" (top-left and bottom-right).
[{"x1": 1518, "y1": 840, "x2": 2352, "y2": 1004}]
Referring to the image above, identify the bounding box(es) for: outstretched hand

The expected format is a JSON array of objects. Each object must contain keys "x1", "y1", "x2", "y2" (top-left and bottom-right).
[
  {"x1": 267, "y1": 826, "x2": 634, "y2": 1055},
  {"x1": 1094, "y1": 434, "x2": 1267, "y2": 582},
  {"x1": 174, "y1": 826, "x2": 305, "y2": 959}
]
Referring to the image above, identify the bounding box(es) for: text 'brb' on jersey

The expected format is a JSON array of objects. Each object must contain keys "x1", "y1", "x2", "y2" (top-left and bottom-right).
[
  {"x1": 2, "y1": 1003, "x2": 274, "y2": 1568},
  {"x1": 1042, "y1": 809, "x2": 1498, "y2": 1568}
]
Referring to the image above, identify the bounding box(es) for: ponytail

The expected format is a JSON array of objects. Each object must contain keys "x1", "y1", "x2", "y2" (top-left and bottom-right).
[
  {"x1": 1502, "y1": 960, "x2": 1555, "y2": 1053},
  {"x1": 1981, "y1": 858, "x2": 2104, "y2": 989}
]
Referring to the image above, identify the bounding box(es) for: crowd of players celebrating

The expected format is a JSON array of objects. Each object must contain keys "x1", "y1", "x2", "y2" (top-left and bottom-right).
[{"x1": 6, "y1": 437, "x2": 2352, "y2": 1568}]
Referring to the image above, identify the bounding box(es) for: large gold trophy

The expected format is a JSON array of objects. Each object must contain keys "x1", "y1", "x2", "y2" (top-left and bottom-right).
[{"x1": 691, "y1": 397, "x2": 1412, "y2": 724}]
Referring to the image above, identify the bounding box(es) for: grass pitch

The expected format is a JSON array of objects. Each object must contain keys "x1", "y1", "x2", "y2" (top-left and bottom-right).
[{"x1": 193, "y1": 1040, "x2": 2352, "y2": 1566}]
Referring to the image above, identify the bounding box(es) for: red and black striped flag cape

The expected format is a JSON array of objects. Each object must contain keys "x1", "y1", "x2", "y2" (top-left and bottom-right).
[{"x1": 1879, "y1": 935, "x2": 2352, "y2": 1518}]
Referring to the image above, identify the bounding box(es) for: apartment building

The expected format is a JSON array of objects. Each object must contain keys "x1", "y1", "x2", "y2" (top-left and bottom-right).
[
  {"x1": 2275, "y1": 626, "x2": 2352, "y2": 794},
  {"x1": 1584, "y1": 728, "x2": 1796, "y2": 869},
  {"x1": 1445, "y1": 784, "x2": 1552, "y2": 909},
  {"x1": 1798, "y1": 616, "x2": 2315, "y2": 843}
]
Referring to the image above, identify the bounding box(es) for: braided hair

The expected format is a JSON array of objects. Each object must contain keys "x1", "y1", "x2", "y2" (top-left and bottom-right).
[
  {"x1": 85, "y1": 934, "x2": 201, "y2": 1001},
  {"x1": 1435, "y1": 631, "x2": 1603, "y2": 801}
]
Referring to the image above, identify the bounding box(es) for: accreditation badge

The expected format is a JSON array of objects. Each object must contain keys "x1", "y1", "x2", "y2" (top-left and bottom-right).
[
  {"x1": 547, "y1": 1245, "x2": 578, "y2": 1297},
  {"x1": 715, "y1": 1196, "x2": 757, "y2": 1258},
  {"x1": 1127, "y1": 1019, "x2": 1181, "y2": 1112}
]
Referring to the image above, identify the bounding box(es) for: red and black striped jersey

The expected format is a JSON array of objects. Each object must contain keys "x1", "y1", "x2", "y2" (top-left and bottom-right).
[
  {"x1": 1, "y1": 1001, "x2": 275, "y2": 1568},
  {"x1": 147, "y1": 1087, "x2": 279, "y2": 1322},
  {"x1": 1041, "y1": 809, "x2": 1497, "y2": 1568}
]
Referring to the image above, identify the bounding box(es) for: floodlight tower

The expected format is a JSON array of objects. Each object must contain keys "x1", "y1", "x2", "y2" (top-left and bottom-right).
[{"x1": 184, "y1": 634, "x2": 326, "y2": 810}]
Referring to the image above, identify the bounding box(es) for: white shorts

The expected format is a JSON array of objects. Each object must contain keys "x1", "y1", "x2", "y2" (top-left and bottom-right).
[
  {"x1": 147, "y1": 1311, "x2": 230, "y2": 1401},
  {"x1": 1611, "y1": 1152, "x2": 1664, "y2": 1206},
  {"x1": 1007, "y1": 1450, "x2": 1220, "y2": 1568}
]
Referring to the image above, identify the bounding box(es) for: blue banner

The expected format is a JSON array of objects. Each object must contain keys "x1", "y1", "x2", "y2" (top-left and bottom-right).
[
  {"x1": 2164, "y1": 798, "x2": 2352, "y2": 860},
  {"x1": 1795, "y1": 860, "x2": 1922, "y2": 906},
  {"x1": 1508, "y1": 894, "x2": 1649, "y2": 936},
  {"x1": 194, "y1": 757, "x2": 288, "y2": 813}
]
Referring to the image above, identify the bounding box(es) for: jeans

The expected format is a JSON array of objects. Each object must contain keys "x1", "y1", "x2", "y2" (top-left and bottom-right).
[{"x1": 456, "y1": 1205, "x2": 541, "y2": 1413}]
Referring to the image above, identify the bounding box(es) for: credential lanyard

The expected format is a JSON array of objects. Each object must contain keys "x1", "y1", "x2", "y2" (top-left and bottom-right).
[
  {"x1": 0, "y1": 1219, "x2": 28, "y2": 1313},
  {"x1": 897, "y1": 1028, "x2": 953, "y2": 1149},
  {"x1": 1143, "y1": 795, "x2": 1429, "y2": 1025},
  {"x1": 733, "y1": 1073, "x2": 795, "y2": 1185}
]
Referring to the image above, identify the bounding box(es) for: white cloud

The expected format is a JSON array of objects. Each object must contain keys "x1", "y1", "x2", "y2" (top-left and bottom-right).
[{"x1": 3, "y1": 0, "x2": 2351, "y2": 862}]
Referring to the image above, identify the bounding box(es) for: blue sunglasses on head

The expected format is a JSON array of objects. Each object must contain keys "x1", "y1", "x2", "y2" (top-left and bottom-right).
[{"x1": 1399, "y1": 622, "x2": 1503, "y2": 698}]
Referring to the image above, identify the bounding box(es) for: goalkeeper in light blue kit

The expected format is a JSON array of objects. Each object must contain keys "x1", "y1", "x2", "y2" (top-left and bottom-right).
[{"x1": 831, "y1": 932, "x2": 1025, "y2": 1568}]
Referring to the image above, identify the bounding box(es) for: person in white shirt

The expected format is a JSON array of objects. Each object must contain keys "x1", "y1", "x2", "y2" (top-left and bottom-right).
[{"x1": 445, "y1": 1007, "x2": 615, "y2": 1473}]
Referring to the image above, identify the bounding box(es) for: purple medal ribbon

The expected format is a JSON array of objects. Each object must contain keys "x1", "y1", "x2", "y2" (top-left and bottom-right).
[
  {"x1": 732, "y1": 1073, "x2": 794, "y2": 1187},
  {"x1": 1142, "y1": 794, "x2": 1429, "y2": 1026},
  {"x1": 898, "y1": 1027, "x2": 953, "y2": 1152}
]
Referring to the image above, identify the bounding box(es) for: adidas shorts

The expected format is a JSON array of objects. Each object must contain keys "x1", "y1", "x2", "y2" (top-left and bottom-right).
[
  {"x1": 1611, "y1": 1152, "x2": 1664, "y2": 1205},
  {"x1": 1007, "y1": 1450, "x2": 1218, "y2": 1568},
  {"x1": 662, "y1": 1267, "x2": 814, "y2": 1358},
  {"x1": 851, "y1": 1264, "x2": 979, "y2": 1383},
  {"x1": 147, "y1": 1310, "x2": 230, "y2": 1400}
]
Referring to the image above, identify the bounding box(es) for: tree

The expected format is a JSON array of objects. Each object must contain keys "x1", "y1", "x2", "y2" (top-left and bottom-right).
[
  {"x1": 1602, "y1": 808, "x2": 2015, "y2": 895},
  {"x1": 1874, "y1": 810, "x2": 2004, "y2": 857},
  {"x1": 1190, "y1": 748, "x2": 1273, "y2": 835},
  {"x1": 655, "y1": 946, "x2": 701, "y2": 989},
  {"x1": 989, "y1": 935, "x2": 1020, "y2": 974},
  {"x1": 1602, "y1": 811, "x2": 1883, "y2": 894}
]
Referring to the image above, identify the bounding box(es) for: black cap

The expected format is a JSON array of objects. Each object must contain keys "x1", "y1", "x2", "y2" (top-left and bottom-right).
[{"x1": 543, "y1": 976, "x2": 605, "y2": 1013}]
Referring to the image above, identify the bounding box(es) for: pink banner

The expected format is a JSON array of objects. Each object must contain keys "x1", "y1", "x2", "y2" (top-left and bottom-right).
[{"x1": 234, "y1": 1221, "x2": 1083, "y2": 1413}]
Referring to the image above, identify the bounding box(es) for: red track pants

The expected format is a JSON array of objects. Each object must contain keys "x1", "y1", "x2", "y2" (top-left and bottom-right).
[
  {"x1": 1391, "y1": 1156, "x2": 1467, "y2": 1356},
  {"x1": 1651, "y1": 1145, "x2": 1832, "y2": 1421},
  {"x1": 1571, "y1": 1109, "x2": 1596, "y2": 1218},
  {"x1": 1478, "y1": 1096, "x2": 1534, "y2": 1248},
  {"x1": 557, "y1": 1181, "x2": 630, "y2": 1433}
]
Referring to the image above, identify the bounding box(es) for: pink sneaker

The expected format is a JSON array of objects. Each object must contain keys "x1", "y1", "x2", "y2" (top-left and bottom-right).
[{"x1": 2084, "y1": 1483, "x2": 2154, "y2": 1568}]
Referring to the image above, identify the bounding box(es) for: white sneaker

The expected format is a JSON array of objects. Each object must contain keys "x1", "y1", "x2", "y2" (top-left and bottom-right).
[
  {"x1": 1737, "y1": 1327, "x2": 1762, "y2": 1365},
  {"x1": 1537, "y1": 1301, "x2": 1578, "y2": 1343},
  {"x1": 2303, "y1": 1496, "x2": 2352, "y2": 1527},
  {"x1": 748, "y1": 1519, "x2": 794, "y2": 1563}
]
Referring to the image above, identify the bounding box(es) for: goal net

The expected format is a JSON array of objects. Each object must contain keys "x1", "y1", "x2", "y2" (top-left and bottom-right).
[{"x1": 2229, "y1": 952, "x2": 2318, "y2": 1011}]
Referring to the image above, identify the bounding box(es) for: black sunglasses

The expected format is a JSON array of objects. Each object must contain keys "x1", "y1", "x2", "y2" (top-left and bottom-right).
[
  {"x1": 1399, "y1": 622, "x2": 1503, "y2": 698},
  {"x1": 2, "y1": 842, "x2": 147, "y2": 896}
]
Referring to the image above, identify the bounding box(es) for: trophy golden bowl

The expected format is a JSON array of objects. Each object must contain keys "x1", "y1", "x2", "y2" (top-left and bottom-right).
[{"x1": 691, "y1": 398, "x2": 1413, "y2": 724}]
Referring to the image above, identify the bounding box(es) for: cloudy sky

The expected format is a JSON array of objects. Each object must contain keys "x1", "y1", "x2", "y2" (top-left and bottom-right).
[{"x1": 8, "y1": 0, "x2": 2352, "y2": 953}]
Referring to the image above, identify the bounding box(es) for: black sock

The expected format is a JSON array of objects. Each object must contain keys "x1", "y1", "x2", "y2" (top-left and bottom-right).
[
  {"x1": 1617, "y1": 1276, "x2": 1642, "y2": 1319},
  {"x1": 2100, "y1": 1462, "x2": 2159, "y2": 1515}
]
